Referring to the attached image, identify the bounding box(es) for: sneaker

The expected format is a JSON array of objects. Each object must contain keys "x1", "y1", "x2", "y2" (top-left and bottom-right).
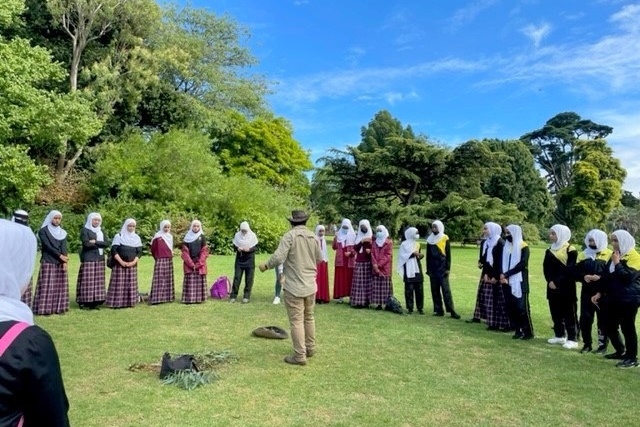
[
  {"x1": 580, "y1": 345, "x2": 593, "y2": 354},
  {"x1": 242, "y1": 298, "x2": 249, "y2": 304},
  {"x1": 616, "y1": 359, "x2": 639, "y2": 368},
  {"x1": 272, "y1": 296, "x2": 281, "y2": 305},
  {"x1": 604, "y1": 352, "x2": 626, "y2": 360},
  {"x1": 593, "y1": 345, "x2": 608, "y2": 355},
  {"x1": 229, "y1": 298, "x2": 236, "y2": 303},
  {"x1": 547, "y1": 337, "x2": 566, "y2": 345},
  {"x1": 562, "y1": 340, "x2": 579, "y2": 350}
]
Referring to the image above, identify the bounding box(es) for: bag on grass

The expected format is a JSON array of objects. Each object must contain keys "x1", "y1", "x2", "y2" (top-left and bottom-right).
[
  {"x1": 159, "y1": 353, "x2": 198, "y2": 379},
  {"x1": 210, "y1": 276, "x2": 231, "y2": 299},
  {"x1": 384, "y1": 295, "x2": 404, "y2": 315}
]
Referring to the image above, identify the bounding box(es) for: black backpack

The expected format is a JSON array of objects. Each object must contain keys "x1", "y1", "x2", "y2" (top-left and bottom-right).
[{"x1": 384, "y1": 296, "x2": 404, "y2": 315}]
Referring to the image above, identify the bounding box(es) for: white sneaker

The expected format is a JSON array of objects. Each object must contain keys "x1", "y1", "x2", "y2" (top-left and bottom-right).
[
  {"x1": 272, "y1": 296, "x2": 281, "y2": 305},
  {"x1": 562, "y1": 340, "x2": 579, "y2": 350},
  {"x1": 547, "y1": 337, "x2": 566, "y2": 345}
]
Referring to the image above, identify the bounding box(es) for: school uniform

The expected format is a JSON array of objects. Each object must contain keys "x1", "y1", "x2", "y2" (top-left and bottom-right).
[
  {"x1": 543, "y1": 243, "x2": 578, "y2": 342},
  {"x1": 426, "y1": 221, "x2": 458, "y2": 317},
  {"x1": 181, "y1": 222, "x2": 209, "y2": 304},
  {"x1": 371, "y1": 233, "x2": 393, "y2": 307},
  {"x1": 149, "y1": 222, "x2": 175, "y2": 305},
  {"x1": 77, "y1": 215, "x2": 110, "y2": 309},
  {"x1": 398, "y1": 228, "x2": 424, "y2": 314},
  {"x1": 33, "y1": 213, "x2": 69, "y2": 315},
  {"x1": 350, "y1": 220, "x2": 373, "y2": 308},
  {"x1": 315, "y1": 226, "x2": 330, "y2": 304},
  {"x1": 106, "y1": 219, "x2": 143, "y2": 309},
  {"x1": 485, "y1": 239, "x2": 511, "y2": 331},
  {"x1": 332, "y1": 219, "x2": 356, "y2": 301},
  {"x1": 502, "y1": 225, "x2": 534, "y2": 339}
]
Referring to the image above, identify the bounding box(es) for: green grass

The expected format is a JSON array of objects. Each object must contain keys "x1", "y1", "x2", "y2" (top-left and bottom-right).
[{"x1": 36, "y1": 244, "x2": 640, "y2": 427}]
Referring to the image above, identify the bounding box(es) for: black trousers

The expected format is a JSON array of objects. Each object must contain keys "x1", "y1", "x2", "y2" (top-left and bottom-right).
[
  {"x1": 548, "y1": 293, "x2": 578, "y2": 341},
  {"x1": 607, "y1": 301, "x2": 639, "y2": 359},
  {"x1": 230, "y1": 266, "x2": 255, "y2": 299},
  {"x1": 429, "y1": 274, "x2": 455, "y2": 314},
  {"x1": 404, "y1": 279, "x2": 424, "y2": 312},
  {"x1": 579, "y1": 286, "x2": 607, "y2": 348},
  {"x1": 507, "y1": 291, "x2": 534, "y2": 337}
]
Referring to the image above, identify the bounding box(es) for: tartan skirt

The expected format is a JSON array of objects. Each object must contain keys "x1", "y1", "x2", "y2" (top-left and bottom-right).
[
  {"x1": 333, "y1": 266, "x2": 353, "y2": 299},
  {"x1": 105, "y1": 265, "x2": 138, "y2": 308},
  {"x1": 487, "y1": 283, "x2": 512, "y2": 330},
  {"x1": 32, "y1": 263, "x2": 69, "y2": 315},
  {"x1": 76, "y1": 261, "x2": 106, "y2": 304},
  {"x1": 350, "y1": 261, "x2": 372, "y2": 306},
  {"x1": 370, "y1": 275, "x2": 393, "y2": 306},
  {"x1": 182, "y1": 273, "x2": 207, "y2": 304},
  {"x1": 315, "y1": 261, "x2": 330, "y2": 303},
  {"x1": 149, "y1": 258, "x2": 175, "y2": 304},
  {"x1": 472, "y1": 278, "x2": 493, "y2": 321},
  {"x1": 20, "y1": 278, "x2": 33, "y2": 309}
]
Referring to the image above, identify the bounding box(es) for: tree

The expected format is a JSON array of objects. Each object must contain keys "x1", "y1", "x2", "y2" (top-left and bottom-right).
[
  {"x1": 0, "y1": 145, "x2": 51, "y2": 215},
  {"x1": 359, "y1": 110, "x2": 415, "y2": 152},
  {"x1": 556, "y1": 138, "x2": 626, "y2": 232},
  {"x1": 521, "y1": 112, "x2": 612, "y2": 194}
]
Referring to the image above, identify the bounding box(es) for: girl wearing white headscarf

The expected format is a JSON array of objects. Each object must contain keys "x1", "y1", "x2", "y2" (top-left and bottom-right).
[
  {"x1": 11, "y1": 210, "x2": 34, "y2": 309},
  {"x1": 576, "y1": 229, "x2": 612, "y2": 353},
  {"x1": 106, "y1": 218, "x2": 143, "y2": 309},
  {"x1": 371, "y1": 225, "x2": 393, "y2": 309},
  {"x1": 315, "y1": 225, "x2": 330, "y2": 304},
  {"x1": 350, "y1": 219, "x2": 373, "y2": 308},
  {"x1": 398, "y1": 227, "x2": 425, "y2": 314},
  {"x1": 332, "y1": 218, "x2": 356, "y2": 303},
  {"x1": 425, "y1": 220, "x2": 460, "y2": 319},
  {"x1": 33, "y1": 210, "x2": 70, "y2": 315},
  {"x1": 230, "y1": 221, "x2": 258, "y2": 303},
  {"x1": 592, "y1": 230, "x2": 640, "y2": 368},
  {"x1": 77, "y1": 212, "x2": 110, "y2": 310},
  {"x1": 0, "y1": 219, "x2": 71, "y2": 426},
  {"x1": 500, "y1": 224, "x2": 534, "y2": 340},
  {"x1": 544, "y1": 224, "x2": 579, "y2": 349},
  {"x1": 181, "y1": 220, "x2": 209, "y2": 304},
  {"x1": 149, "y1": 220, "x2": 175, "y2": 305}
]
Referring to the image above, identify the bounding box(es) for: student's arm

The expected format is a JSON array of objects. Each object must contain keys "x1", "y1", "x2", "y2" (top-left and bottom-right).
[
  {"x1": 445, "y1": 239, "x2": 451, "y2": 272},
  {"x1": 504, "y1": 246, "x2": 530, "y2": 277}
]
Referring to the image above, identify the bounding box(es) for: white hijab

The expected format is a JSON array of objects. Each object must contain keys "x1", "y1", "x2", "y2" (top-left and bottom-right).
[
  {"x1": 184, "y1": 220, "x2": 203, "y2": 244},
  {"x1": 315, "y1": 225, "x2": 328, "y2": 262},
  {"x1": 233, "y1": 221, "x2": 258, "y2": 249},
  {"x1": 610, "y1": 230, "x2": 636, "y2": 273},
  {"x1": 113, "y1": 218, "x2": 142, "y2": 247},
  {"x1": 40, "y1": 210, "x2": 67, "y2": 241},
  {"x1": 550, "y1": 224, "x2": 571, "y2": 251},
  {"x1": 153, "y1": 220, "x2": 173, "y2": 250},
  {"x1": 0, "y1": 219, "x2": 36, "y2": 325},
  {"x1": 398, "y1": 227, "x2": 420, "y2": 278},
  {"x1": 336, "y1": 218, "x2": 356, "y2": 247},
  {"x1": 583, "y1": 229, "x2": 608, "y2": 260},
  {"x1": 355, "y1": 219, "x2": 373, "y2": 245},
  {"x1": 375, "y1": 225, "x2": 389, "y2": 248},
  {"x1": 482, "y1": 222, "x2": 502, "y2": 266},
  {"x1": 426, "y1": 220, "x2": 445, "y2": 245},
  {"x1": 502, "y1": 224, "x2": 524, "y2": 298},
  {"x1": 85, "y1": 212, "x2": 105, "y2": 255}
]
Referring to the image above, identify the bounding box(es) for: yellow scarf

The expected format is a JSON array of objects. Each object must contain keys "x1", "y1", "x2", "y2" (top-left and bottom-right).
[
  {"x1": 434, "y1": 235, "x2": 448, "y2": 256},
  {"x1": 622, "y1": 249, "x2": 640, "y2": 270},
  {"x1": 550, "y1": 243, "x2": 575, "y2": 266},
  {"x1": 578, "y1": 248, "x2": 613, "y2": 262}
]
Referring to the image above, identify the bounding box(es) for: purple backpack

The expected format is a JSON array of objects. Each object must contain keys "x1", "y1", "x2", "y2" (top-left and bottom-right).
[{"x1": 210, "y1": 276, "x2": 231, "y2": 299}]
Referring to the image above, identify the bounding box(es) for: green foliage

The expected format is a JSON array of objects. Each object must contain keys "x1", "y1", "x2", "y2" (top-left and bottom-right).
[
  {"x1": 161, "y1": 369, "x2": 216, "y2": 391},
  {"x1": 0, "y1": 0, "x2": 24, "y2": 27},
  {"x1": 359, "y1": 109, "x2": 415, "y2": 152},
  {"x1": 0, "y1": 145, "x2": 51, "y2": 215}
]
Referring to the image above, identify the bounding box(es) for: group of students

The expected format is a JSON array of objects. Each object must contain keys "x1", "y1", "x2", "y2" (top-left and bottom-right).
[
  {"x1": 467, "y1": 222, "x2": 640, "y2": 369},
  {"x1": 331, "y1": 219, "x2": 461, "y2": 318}
]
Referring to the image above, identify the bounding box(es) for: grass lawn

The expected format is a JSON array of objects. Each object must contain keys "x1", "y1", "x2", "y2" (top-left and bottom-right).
[{"x1": 35, "y1": 243, "x2": 640, "y2": 427}]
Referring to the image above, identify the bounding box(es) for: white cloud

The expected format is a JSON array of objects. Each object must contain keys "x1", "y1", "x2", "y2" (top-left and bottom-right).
[
  {"x1": 609, "y1": 3, "x2": 640, "y2": 32},
  {"x1": 520, "y1": 22, "x2": 552, "y2": 48},
  {"x1": 449, "y1": 0, "x2": 500, "y2": 29},
  {"x1": 346, "y1": 46, "x2": 366, "y2": 67}
]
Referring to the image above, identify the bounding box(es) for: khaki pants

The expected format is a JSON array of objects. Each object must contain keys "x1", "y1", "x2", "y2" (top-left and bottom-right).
[{"x1": 283, "y1": 290, "x2": 316, "y2": 362}]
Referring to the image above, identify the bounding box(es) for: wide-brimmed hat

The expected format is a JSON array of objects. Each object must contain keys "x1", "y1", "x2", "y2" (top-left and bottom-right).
[
  {"x1": 287, "y1": 210, "x2": 309, "y2": 224},
  {"x1": 252, "y1": 326, "x2": 289, "y2": 339}
]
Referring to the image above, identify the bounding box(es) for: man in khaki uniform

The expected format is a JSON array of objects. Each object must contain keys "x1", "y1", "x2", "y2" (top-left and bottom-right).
[{"x1": 259, "y1": 210, "x2": 323, "y2": 365}]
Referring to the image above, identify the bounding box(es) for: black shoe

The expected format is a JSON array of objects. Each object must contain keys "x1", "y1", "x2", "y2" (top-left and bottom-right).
[
  {"x1": 593, "y1": 345, "x2": 608, "y2": 355},
  {"x1": 450, "y1": 312, "x2": 461, "y2": 319},
  {"x1": 580, "y1": 345, "x2": 593, "y2": 354},
  {"x1": 433, "y1": 312, "x2": 445, "y2": 317},
  {"x1": 604, "y1": 352, "x2": 626, "y2": 360},
  {"x1": 375, "y1": 305, "x2": 383, "y2": 311},
  {"x1": 512, "y1": 332, "x2": 524, "y2": 340},
  {"x1": 466, "y1": 318, "x2": 481, "y2": 324},
  {"x1": 487, "y1": 326, "x2": 499, "y2": 331},
  {"x1": 616, "y1": 359, "x2": 639, "y2": 368},
  {"x1": 418, "y1": 310, "x2": 425, "y2": 315},
  {"x1": 407, "y1": 310, "x2": 413, "y2": 315},
  {"x1": 520, "y1": 334, "x2": 534, "y2": 340}
]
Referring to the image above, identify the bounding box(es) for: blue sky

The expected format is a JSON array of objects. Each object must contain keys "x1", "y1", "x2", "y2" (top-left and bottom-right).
[{"x1": 184, "y1": 0, "x2": 640, "y2": 194}]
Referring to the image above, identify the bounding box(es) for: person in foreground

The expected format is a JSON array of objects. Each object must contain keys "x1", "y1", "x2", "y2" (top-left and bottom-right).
[
  {"x1": 0, "y1": 219, "x2": 70, "y2": 426},
  {"x1": 259, "y1": 210, "x2": 323, "y2": 366}
]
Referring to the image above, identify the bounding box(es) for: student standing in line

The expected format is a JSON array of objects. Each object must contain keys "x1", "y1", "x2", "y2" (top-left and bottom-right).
[
  {"x1": 11, "y1": 209, "x2": 34, "y2": 309},
  {"x1": 33, "y1": 210, "x2": 69, "y2": 315},
  {"x1": 544, "y1": 224, "x2": 579, "y2": 350},
  {"x1": 314, "y1": 225, "x2": 331, "y2": 304},
  {"x1": 332, "y1": 219, "x2": 356, "y2": 304},
  {"x1": 106, "y1": 218, "x2": 142, "y2": 309},
  {"x1": 229, "y1": 221, "x2": 258, "y2": 304},
  {"x1": 77, "y1": 212, "x2": 110, "y2": 310},
  {"x1": 468, "y1": 222, "x2": 502, "y2": 324},
  {"x1": 371, "y1": 225, "x2": 393, "y2": 310},
  {"x1": 350, "y1": 219, "x2": 373, "y2": 309},
  {"x1": 426, "y1": 220, "x2": 460, "y2": 319},
  {"x1": 149, "y1": 220, "x2": 175, "y2": 305},
  {"x1": 181, "y1": 220, "x2": 209, "y2": 304},
  {"x1": 398, "y1": 227, "x2": 424, "y2": 315}
]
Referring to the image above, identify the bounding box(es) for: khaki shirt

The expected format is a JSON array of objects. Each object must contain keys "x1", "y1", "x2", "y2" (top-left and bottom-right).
[{"x1": 266, "y1": 225, "x2": 323, "y2": 297}]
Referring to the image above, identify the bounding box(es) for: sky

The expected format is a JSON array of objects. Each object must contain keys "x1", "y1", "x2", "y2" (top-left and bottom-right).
[{"x1": 183, "y1": 0, "x2": 640, "y2": 194}]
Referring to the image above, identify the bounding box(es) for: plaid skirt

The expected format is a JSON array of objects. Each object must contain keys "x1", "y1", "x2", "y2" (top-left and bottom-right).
[
  {"x1": 149, "y1": 258, "x2": 175, "y2": 304},
  {"x1": 350, "y1": 261, "x2": 372, "y2": 306},
  {"x1": 487, "y1": 283, "x2": 512, "y2": 330},
  {"x1": 370, "y1": 275, "x2": 393, "y2": 305},
  {"x1": 472, "y1": 278, "x2": 493, "y2": 321},
  {"x1": 76, "y1": 261, "x2": 106, "y2": 304},
  {"x1": 32, "y1": 263, "x2": 69, "y2": 315},
  {"x1": 182, "y1": 273, "x2": 207, "y2": 304},
  {"x1": 315, "y1": 261, "x2": 330, "y2": 303},
  {"x1": 333, "y1": 266, "x2": 353, "y2": 299},
  {"x1": 105, "y1": 265, "x2": 138, "y2": 308},
  {"x1": 21, "y1": 278, "x2": 33, "y2": 309}
]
